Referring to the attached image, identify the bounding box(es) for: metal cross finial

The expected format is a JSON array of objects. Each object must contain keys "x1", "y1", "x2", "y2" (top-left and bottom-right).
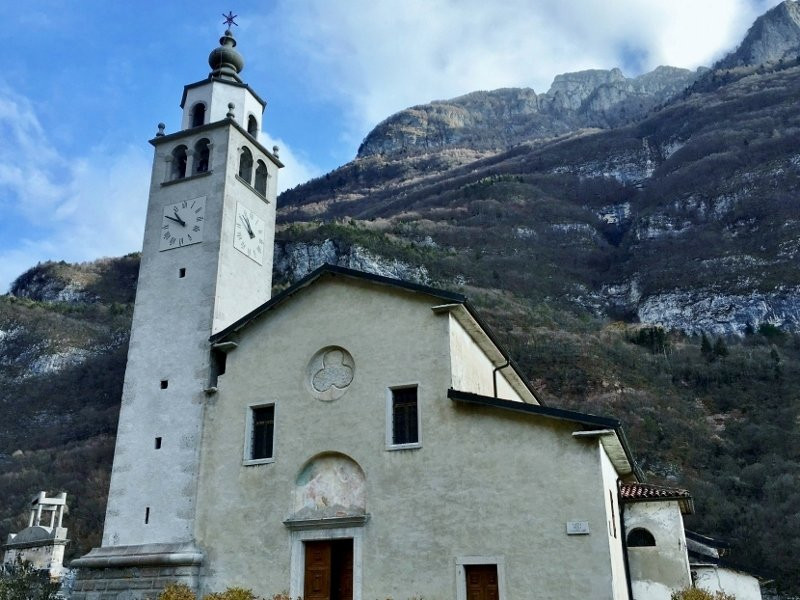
[{"x1": 222, "y1": 11, "x2": 238, "y2": 27}]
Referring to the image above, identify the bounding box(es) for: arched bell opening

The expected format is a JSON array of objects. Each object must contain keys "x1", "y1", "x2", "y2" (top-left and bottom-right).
[
  {"x1": 238, "y1": 146, "x2": 253, "y2": 183},
  {"x1": 194, "y1": 138, "x2": 211, "y2": 174},
  {"x1": 247, "y1": 114, "x2": 258, "y2": 137},
  {"x1": 171, "y1": 145, "x2": 188, "y2": 180},
  {"x1": 191, "y1": 103, "x2": 206, "y2": 128},
  {"x1": 254, "y1": 160, "x2": 268, "y2": 196}
]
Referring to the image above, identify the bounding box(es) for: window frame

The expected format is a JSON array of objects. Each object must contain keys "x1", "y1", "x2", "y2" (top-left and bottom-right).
[
  {"x1": 243, "y1": 402, "x2": 276, "y2": 466},
  {"x1": 385, "y1": 384, "x2": 422, "y2": 450}
]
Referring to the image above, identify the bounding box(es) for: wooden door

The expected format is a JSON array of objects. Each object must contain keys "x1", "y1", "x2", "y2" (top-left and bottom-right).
[
  {"x1": 303, "y1": 539, "x2": 353, "y2": 600},
  {"x1": 331, "y1": 539, "x2": 353, "y2": 600},
  {"x1": 465, "y1": 564, "x2": 499, "y2": 600},
  {"x1": 304, "y1": 541, "x2": 332, "y2": 600}
]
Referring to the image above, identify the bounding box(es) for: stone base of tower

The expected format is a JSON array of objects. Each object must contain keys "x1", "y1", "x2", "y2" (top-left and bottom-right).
[{"x1": 70, "y1": 543, "x2": 203, "y2": 600}]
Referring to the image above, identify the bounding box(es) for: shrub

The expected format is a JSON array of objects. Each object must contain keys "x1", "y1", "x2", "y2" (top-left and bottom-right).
[
  {"x1": 670, "y1": 588, "x2": 736, "y2": 600},
  {"x1": 204, "y1": 587, "x2": 259, "y2": 600},
  {"x1": 0, "y1": 559, "x2": 61, "y2": 600},
  {"x1": 158, "y1": 583, "x2": 196, "y2": 600}
]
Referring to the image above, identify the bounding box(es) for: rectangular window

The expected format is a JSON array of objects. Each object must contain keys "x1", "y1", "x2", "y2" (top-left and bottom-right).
[
  {"x1": 390, "y1": 386, "x2": 419, "y2": 447},
  {"x1": 248, "y1": 405, "x2": 274, "y2": 462}
]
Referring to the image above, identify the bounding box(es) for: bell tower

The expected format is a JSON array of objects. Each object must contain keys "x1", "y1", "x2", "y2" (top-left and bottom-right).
[{"x1": 72, "y1": 24, "x2": 282, "y2": 597}]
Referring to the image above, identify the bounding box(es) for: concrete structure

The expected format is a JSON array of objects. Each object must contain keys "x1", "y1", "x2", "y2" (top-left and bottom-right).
[
  {"x1": 72, "y1": 26, "x2": 280, "y2": 590},
  {"x1": 621, "y1": 483, "x2": 694, "y2": 600},
  {"x1": 71, "y1": 24, "x2": 764, "y2": 600},
  {"x1": 3, "y1": 492, "x2": 69, "y2": 579},
  {"x1": 687, "y1": 531, "x2": 763, "y2": 600}
]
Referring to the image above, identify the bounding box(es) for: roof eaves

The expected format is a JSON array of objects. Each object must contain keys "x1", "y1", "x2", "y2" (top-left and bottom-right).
[
  {"x1": 180, "y1": 77, "x2": 267, "y2": 109},
  {"x1": 448, "y1": 388, "x2": 619, "y2": 428}
]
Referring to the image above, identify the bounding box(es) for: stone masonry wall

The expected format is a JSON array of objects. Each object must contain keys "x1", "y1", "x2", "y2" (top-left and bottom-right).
[{"x1": 71, "y1": 565, "x2": 200, "y2": 600}]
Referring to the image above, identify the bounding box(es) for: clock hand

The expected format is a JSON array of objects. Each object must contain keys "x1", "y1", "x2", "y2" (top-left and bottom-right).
[
  {"x1": 242, "y1": 215, "x2": 255, "y2": 238},
  {"x1": 173, "y1": 210, "x2": 187, "y2": 227},
  {"x1": 164, "y1": 215, "x2": 184, "y2": 225}
]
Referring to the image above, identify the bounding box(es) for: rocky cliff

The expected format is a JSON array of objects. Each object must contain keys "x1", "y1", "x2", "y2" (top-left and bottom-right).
[
  {"x1": 357, "y1": 66, "x2": 701, "y2": 158},
  {"x1": 717, "y1": 0, "x2": 800, "y2": 68}
]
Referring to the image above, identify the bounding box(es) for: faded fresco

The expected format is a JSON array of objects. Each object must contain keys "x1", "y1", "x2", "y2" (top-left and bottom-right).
[{"x1": 291, "y1": 453, "x2": 366, "y2": 520}]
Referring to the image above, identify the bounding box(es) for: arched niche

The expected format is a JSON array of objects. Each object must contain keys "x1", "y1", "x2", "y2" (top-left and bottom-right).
[{"x1": 291, "y1": 453, "x2": 366, "y2": 521}]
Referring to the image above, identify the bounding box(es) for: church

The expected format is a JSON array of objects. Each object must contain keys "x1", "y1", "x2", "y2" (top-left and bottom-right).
[{"x1": 69, "y1": 25, "x2": 761, "y2": 600}]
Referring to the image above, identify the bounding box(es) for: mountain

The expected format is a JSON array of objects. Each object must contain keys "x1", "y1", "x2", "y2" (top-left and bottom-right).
[
  {"x1": 280, "y1": 50, "x2": 800, "y2": 337},
  {"x1": 3, "y1": 3, "x2": 800, "y2": 595},
  {"x1": 717, "y1": 0, "x2": 800, "y2": 69},
  {"x1": 358, "y1": 66, "x2": 702, "y2": 157}
]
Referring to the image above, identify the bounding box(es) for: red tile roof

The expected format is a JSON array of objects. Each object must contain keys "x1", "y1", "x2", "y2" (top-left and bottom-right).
[{"x1": 621, "y1": 483, "x2": 694, "y2": 514}]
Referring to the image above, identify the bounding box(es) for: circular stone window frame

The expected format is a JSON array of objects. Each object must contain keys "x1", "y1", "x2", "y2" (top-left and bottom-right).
[{"x1": 306, "y1": 345, "x2": 356, "y2": 402}]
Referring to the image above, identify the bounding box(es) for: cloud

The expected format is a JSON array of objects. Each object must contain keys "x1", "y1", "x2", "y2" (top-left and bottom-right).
[
  {"x1": 268, "y1": 0, "x2": 781, "y2": 145},
  {"x1": 0, "y1": 85, "x2": 150, "y2": 292},
  {"x1": 259, "y1": 131, "x2": 322, "y2": 193}
]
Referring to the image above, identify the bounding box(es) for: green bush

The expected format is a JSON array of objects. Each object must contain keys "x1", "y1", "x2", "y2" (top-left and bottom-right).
[
  {"x1": 158, "y1": 583, "x2": 196, "y2": 600},
  {"x1": 0, "y1": 559, "x2": 60, "y2": 600},
  {"x1": 670, "y1": 588, "x2": 736, "y2": 600}
]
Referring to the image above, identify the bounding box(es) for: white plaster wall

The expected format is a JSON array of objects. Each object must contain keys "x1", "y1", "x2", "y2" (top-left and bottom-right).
[
  {"x1": 448, "y1": 315, "x2": 522, "y2": 401},
  {"x1": 625, "y1": 501, "x2": 691, "y2": 600},
  {"x1": 103, "y1": 119, "x2": 276, "y2": 548},
  {"x1": 695, "y1": 566, "x2": 762, "y2": 600},
  {"x1": 195, "y1": 278, "x2": 622, "y2": 600},
  {"x1": 599, "y1": 446, "x2": 629, "y2": 600},
  {"x1": 182, "y1": 81, "x2": 263, "y2": 132},
  {"x1": 212, "y1": 126, "x2": 277, "y2": 332},
  {"x1": 3, "y1": 544, "x2": 65, "y2": 576}
]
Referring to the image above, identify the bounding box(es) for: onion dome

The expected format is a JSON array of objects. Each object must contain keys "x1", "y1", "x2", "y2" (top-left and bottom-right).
[{"x1": 208, "y1": 29, "x2": 244, "y2": 80}]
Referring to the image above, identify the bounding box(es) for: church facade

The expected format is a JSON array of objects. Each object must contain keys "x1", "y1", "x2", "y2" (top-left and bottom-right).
[{"x1": 70, "y1": 26, "x2": 760, "y2": 600}]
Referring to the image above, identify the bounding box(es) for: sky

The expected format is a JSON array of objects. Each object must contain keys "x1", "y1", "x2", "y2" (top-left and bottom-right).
[{"x1": 0, "y1": 0, "x2": 783, "y2": 291}]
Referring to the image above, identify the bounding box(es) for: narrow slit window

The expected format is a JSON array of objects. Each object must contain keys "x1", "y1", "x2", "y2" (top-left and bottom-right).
[
  {"x1": 160, "y1": 380, "x2": 168, "y2": 389},
  {"x1": 247, "y1": 115, "x2": 258, "y2": 137},
  {"x1": 250, "y1": 405, "x2": 274, "y2": 460},
  {"x1": 178, "y1": 268, "x2": 186, "y2": 278},
  {"x1": 144, "y1": 507, "x2": 150, "y2": 524},
  {"x1": 392, "y1": 387, "x2": 418, "y2": 446},
  {"x1": 154, "y1": 437, "x2": 162, "y2": 449}
]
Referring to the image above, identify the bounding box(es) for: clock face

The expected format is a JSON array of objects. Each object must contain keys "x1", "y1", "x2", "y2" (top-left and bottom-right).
[
  {"x1": 233, "y1": 203, "x2": 265, "y2": 265},
  {"x1": 159, "y1": 197, "x2": 206, "y2": 251}
]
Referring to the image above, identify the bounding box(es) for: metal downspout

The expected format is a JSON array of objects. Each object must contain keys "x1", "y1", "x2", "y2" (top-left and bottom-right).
[{"x1": 492, "y1": 358, "x2": 511, "y2": 398}]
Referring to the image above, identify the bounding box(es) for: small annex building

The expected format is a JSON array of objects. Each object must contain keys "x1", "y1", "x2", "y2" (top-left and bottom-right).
[
  {"x1": 70, "y1": 25, "x2": 762, "y2": 600},
  {"x1": 3, "y1": 492, "x2": 69, "y2": 579}
]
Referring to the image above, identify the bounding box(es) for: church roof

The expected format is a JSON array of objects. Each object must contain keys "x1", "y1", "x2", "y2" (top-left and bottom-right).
[
  {"x1": 210, "y1": 264, "x2": 539, "y2": 402},
  {"x1": 620, "y1": 482, "x2": 694, "y2": 514}
]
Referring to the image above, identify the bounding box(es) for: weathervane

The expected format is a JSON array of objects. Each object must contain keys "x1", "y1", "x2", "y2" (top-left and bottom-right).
[{"x1": 222, "y1": 11, "x2": 238, "y2": 27}]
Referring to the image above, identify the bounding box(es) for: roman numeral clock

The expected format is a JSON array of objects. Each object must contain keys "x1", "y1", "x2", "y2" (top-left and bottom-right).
[{"x1": 160, "y1": 197, "x2": 206, "y2": 251}]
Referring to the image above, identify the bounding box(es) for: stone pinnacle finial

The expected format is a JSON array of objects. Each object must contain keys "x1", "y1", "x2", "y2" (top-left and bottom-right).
[
  {"x1": 156, "y1": 123, "x2": 166, "y2": 137},
  {"x1": 227, "y1": 103, "x2": 236, "y2": 119},
  {"x1": 208, "y1": 26, "x2": 244, "y2": 81}
]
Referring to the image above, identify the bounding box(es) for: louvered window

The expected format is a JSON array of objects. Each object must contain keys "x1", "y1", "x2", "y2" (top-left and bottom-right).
[{"x1": 392, "y1": 387, "x2": 418, "y2": 445}]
